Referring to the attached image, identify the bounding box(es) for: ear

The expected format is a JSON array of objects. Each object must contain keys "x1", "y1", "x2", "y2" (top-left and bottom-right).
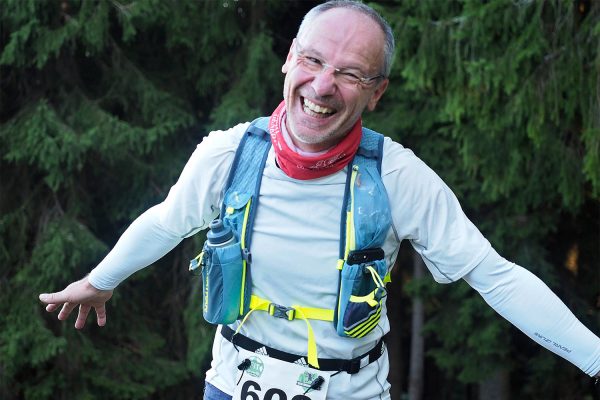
[
  {"x1": 367, "y1": 79, "x2": 389, "y2": 111},
  {"x1": 281, "y1": 39, "x2": 296, "y2": 74}
]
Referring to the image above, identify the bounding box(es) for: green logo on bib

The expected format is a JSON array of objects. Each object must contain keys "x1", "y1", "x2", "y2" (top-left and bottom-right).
[
  {"x1": 247, "y1": 356, "x2": 264, "y2": 377},
  {"x1": 296, "y1": 371, "x2": 319, "y2": 389}
]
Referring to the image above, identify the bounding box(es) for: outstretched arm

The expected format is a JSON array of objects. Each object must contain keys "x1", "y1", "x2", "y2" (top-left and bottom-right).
[
  {"x1": 37, "y1": 127, "x2": 245, "y2": 328},
  {"x1": 463, "y1": 249, "x2": 600, "y2": 377},
  {"x1": 38, "y1": 204, "x2": 183, "y2": 328}
]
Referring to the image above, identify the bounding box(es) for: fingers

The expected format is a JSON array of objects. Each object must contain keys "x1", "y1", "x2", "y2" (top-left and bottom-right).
[
  {"x1": 75, "y1": 304, "x2": 91, "y2": 330},
  {"x1": 58, "y1": 302, "x2": 78, "y2": 321},
  {"x1": 45, "y1": 303, "x2": 61, "y2": 312},
  {"x1": 95, "y1": 304, "x2": 107, "y2": 327},
  {"x1": 44, "y1": 302, "x2": 107, "y2": 329}
]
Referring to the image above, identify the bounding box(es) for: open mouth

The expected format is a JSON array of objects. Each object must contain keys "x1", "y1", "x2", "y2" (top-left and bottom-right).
[{"x1": 302, "y1": 97, "x2": 336, "y2": 117}]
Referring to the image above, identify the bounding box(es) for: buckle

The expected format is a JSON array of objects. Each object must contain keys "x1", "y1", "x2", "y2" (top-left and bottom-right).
[
  {"x1": 242, "y1": 248, "x2": 252, "y2": 264},
  {"x1": 188, "y1": 252, "x2": 205, "y2": 276},
  {"x1": 268, "y1": 303, "x2": 295, "y2": 321}
]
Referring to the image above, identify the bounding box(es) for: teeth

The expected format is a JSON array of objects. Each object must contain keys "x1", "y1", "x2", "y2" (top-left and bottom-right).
[{"x1": 303, "y1": 98, "x2": 334, "y2": 114}]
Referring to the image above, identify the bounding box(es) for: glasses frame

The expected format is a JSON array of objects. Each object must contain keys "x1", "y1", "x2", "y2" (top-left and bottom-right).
[{"x1": 294, "y1": 40, "x2": 385, "y2": 88}]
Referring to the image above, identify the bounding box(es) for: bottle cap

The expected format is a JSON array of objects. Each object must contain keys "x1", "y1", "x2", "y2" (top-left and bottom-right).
[{"x1": 207, "y1": 219, "x2": 233, "y2": 245}]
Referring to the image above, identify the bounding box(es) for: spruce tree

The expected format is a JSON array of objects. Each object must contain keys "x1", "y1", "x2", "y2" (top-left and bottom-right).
[
  {"x1": 369, "y1": 0, "x2": 599, "y2": 398},
  {"x1": 2, "y1": 0, "x2": 597, "y2": 399},
  {"x1": 0, "y1": 0, "x2": 296, "y2": 398}
]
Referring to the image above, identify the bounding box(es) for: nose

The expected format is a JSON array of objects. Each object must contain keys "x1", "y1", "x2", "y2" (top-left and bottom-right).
[{"x1": 310, "y1": 67, "x2": 337, "y2": 97}]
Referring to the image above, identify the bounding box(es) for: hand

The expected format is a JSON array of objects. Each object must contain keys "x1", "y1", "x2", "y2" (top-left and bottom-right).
[{"x1": 39, "y1": 277, "x2": 113, "y2": 329}]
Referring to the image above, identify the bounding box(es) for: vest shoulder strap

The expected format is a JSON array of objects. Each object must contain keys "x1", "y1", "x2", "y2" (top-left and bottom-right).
[
  {"x1": 338, "y1": 128, "x2": 386, "y2": 258},
  {"x1": 221, "y1": 117, "x2": 271, "y2": 249},
  {"x1": 354, "y1": 127, "x2": 385, "y2": 173}
]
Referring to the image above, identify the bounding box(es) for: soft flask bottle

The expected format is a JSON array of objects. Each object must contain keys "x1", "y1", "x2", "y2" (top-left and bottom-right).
[
  {"x1": 200, "y1": 218, "x2": 243, "y2": 324},
  {"x1": 206, "y1": 219, "x2": 234, "y2": 247}
]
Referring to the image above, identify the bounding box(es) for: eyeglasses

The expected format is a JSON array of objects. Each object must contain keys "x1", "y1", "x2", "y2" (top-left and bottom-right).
[{"x1": 294, "y1": 41, "x2": 385, "y2": 88}]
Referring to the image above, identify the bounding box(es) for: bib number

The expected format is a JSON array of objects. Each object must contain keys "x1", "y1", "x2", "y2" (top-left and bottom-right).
[
  {"x1": 238, "y1": 380, "x2": 310, "y2": 400},
  {"x1": 233, "y1": 349, "x2": 330, "y2": 400}
]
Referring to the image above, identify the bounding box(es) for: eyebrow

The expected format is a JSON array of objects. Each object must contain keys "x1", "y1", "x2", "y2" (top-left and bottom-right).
[{"x1": 299, "y1": 46, "x2": 367, "y2": 73}]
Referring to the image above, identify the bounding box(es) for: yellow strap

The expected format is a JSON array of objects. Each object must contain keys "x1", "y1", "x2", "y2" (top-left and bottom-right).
[
  {"x1": 247, "y1": 295, "x2": 334, "y2": 369},
  {"x1": 349, "y1": 293, "x2": 378, "y2": 307},
  {"x1": 343, "y1": 165, "x2": 359, "y2": 260},
  {"x1": 344, "y1": 210, "x2": 353, "y2": 260},
  {"x1": 293, "y1": 307, "x2": 319, "y2": 368},
  {"x1": 383, "y1": 272, "x2": 392, "y2": 283},
  {"x1": 249, "y1": 295, "x2": 270, "y2": 311},
  {"x1": 239, "y1": 199, "x2": 253, "y2": 315},
  {"x1": 293, "y1": 305, "x2": 334, "y2": 322},
  {"x1": 189, "y1": 251, "x2": 204, "y2": 272},
  {"x1": 240, "y1": 199, "x2": 252, "y2": 249},
  {"x1": 234, "y1": 296, "x2": 270, "y2": 336},
  {"x1": 250, "y1": 295, "x2": 333, "y2": 321}
]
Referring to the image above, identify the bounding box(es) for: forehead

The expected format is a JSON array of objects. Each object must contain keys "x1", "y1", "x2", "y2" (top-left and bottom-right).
[{"x1": 298, "y1": 8, "x2": 385, "y2": 72}]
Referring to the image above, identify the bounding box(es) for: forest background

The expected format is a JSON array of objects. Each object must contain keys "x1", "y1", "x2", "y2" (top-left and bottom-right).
[{"x1": 1, "y1": 0, "x2": 599, "y2": 399}]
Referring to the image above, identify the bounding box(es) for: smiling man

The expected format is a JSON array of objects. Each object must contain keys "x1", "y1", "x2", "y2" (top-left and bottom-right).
[{"x1": 39, "y1": 1, "x2": 600, "y2": 399}]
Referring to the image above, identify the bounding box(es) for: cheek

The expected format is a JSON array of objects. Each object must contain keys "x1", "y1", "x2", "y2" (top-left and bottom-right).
[
  {"x1": 283, "y1": 71, "x2": 304, "y2": 99},
  {"x1": 282, "y1": 74, "x2": 291, "y2": 98},
  {"x1": 342, "y1": 93, "x2": 368, "y2": 114}
]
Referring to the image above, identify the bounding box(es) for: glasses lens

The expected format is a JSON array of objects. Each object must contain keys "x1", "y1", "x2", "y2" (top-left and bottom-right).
[
  {"x1": 295, "y1": 45, "x2": 381, "y2": 88},
  {"x1": 298, "y1": 56, "x2": 322, "y2": 73},
  {"x1": 337, "y1": 71, "x2": 361, "y2": 86}
]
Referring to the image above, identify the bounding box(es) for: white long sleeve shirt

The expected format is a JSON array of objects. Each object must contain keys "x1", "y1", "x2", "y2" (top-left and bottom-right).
[{"x1": 89, "y1": 122, "x2": 600, "y2": 399}]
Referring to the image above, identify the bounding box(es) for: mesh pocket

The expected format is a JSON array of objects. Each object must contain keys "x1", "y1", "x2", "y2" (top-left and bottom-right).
[
  {"x1": 200, "y1": 240, "x2": 244, "y2": 325},
  {"x1": 336, "y1": 259, "x2": 387, "y2": 338},
  {"x1": 352, "y1": 166, "x2": 391, "y2": 249}
]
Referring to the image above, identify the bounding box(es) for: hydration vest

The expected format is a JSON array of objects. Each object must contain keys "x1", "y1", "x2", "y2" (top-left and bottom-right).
[{"x1": 190, "y1": 117, "x2": 392, "y2": 368}]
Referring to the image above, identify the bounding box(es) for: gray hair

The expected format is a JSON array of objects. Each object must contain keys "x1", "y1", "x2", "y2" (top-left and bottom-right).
[{"x1": 297, "y1": 0, "x2": 395, "y2": 77}]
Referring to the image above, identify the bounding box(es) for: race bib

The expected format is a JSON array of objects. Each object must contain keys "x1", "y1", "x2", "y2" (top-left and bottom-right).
[{"x1": 232, "y1": 348, "x2": 331, "y2": 400}]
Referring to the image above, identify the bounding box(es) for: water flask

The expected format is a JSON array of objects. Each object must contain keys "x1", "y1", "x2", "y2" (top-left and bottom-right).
[
  {"x1": 206, "y1": 219, "x2": 234, "y2": 247},
  {"x1": 200, "y1": 218, "x2": 243, "y2": 324}
]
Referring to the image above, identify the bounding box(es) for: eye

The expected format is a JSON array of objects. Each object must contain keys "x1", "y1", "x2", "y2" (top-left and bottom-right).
[
  {"x1": 304, "y1": 56, "x2": 322, "y2": 67},
  {"x1": 338, "y1": 71, "x2": 362, "y2": 83}
]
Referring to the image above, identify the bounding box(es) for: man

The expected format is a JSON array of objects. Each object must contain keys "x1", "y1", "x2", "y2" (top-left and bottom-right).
[{"x1": 39, "y1": 1, "x2": 600, "y2": 399}]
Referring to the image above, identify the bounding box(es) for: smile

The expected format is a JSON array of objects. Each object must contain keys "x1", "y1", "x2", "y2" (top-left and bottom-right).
[{"x1": 303, "y1": 98, "x2": 335, "y2": 116}]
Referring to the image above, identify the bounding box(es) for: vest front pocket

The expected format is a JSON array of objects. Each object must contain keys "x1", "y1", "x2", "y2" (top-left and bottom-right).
[{"x1": 336, "y1": 258, "x2": 387, "y2": 338}]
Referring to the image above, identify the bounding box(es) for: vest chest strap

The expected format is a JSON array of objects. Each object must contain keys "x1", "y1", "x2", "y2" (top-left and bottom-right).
[{"x1": 233, "y1": 295, "x2": 334, "y2": 368}]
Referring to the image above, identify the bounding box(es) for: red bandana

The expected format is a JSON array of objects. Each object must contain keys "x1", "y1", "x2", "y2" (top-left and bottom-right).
[{"x1": 268, "y1": 100, "x2": 362, "y2": 180}]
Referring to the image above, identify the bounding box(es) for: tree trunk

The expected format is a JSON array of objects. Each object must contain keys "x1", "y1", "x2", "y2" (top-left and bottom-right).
[
  {"x1": 478, "y1": 369, "x2": 510, "y2": 400},
  {"x1": 408, "y1": 252, "x2": 425, "y2": 400}
]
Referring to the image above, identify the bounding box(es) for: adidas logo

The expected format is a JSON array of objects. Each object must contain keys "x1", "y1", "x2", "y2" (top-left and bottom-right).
[
  {"x1": 294, "y1": 357, "x2": 309, "y2": 367},
  {"x1": 255, "y1": 346, "x2": 268, "y2": 356}
]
